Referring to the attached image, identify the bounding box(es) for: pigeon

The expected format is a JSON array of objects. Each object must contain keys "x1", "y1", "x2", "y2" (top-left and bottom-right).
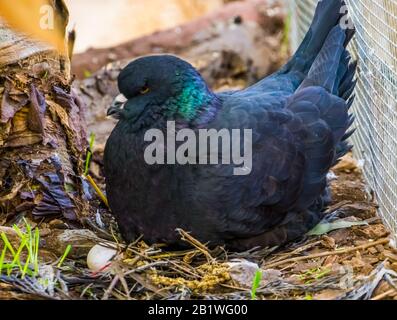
[{"x1": 104, "y1": 0, "x2": 357, "y2": 251}]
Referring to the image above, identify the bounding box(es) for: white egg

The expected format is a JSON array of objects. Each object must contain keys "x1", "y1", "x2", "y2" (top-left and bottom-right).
[{"x1": 87, "y1": 244, "x2": 117, "y2": 272}]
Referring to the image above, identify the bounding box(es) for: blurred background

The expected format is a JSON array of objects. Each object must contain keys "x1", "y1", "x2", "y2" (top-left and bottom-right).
[
  {"x1": 65, "y1": 0, "x2": 225, "y2": 53},
  {"x1": 0, "y1": 0, "x2": 287, "y2": 143},
  {"x1": 68, "y1": 0, "x2": 287, "y2": 144}
]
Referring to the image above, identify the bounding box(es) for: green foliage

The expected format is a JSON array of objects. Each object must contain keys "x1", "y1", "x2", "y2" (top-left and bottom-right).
[
  {"x1": 0, "y1": 219, "x2": 40, "y2": 278},
  {"x1": 299, "y1": 267, "x2": 331, "y2": 285},
  {"x1": 84, "y1": 132, "x2": 96, "y2": 176},
  {"x1": 57, "y1": 244, "x2": 72, "y2": 268},
  {"x1": 83, "y1": 69, "x2": 92, "y2": 78},
  {"x1": 282, "y1": 12, "x2": 291, "y2": 49},
  {"x1": 250, "y1": 269, "x2": 262, "y2": 300}
]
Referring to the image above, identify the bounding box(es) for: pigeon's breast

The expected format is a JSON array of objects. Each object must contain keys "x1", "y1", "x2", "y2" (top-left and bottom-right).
[{"x1": 104, "y1": 125, "x2": 194, "y2": 243}]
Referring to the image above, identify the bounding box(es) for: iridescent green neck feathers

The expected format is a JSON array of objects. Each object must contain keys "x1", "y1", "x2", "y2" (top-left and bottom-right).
[{"x1": 165, "y1": 70, "x2": 219, "y2": 123}]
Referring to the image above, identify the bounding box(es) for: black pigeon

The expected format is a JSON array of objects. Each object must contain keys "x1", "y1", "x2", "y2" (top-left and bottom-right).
[{"x1": 104, "y1": 0, "x2": 357, "y2": 250}]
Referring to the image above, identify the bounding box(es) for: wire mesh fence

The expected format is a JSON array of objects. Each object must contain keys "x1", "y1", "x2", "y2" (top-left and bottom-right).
[{"x1": 288, "y1": 0, "x2": 397, "y2": 243}]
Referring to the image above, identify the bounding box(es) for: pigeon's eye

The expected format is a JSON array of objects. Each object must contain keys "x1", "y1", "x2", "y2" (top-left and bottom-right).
[{"x1": 140, "y1": 85, "x2": 150, "y2": 95}]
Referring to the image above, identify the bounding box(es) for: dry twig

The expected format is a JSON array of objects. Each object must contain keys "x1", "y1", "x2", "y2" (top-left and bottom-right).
[{"x1": 263, "y1": 238, "x2": 390, "y2": 269}]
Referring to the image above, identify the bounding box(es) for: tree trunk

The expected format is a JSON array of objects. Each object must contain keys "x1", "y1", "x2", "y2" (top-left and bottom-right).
[{"x1": 0, "y1": 1, "x2": 88, "y2": 224}]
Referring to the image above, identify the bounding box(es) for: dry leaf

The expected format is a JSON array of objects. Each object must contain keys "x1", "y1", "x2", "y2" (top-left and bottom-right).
[
  {"x1": 313, "y1": 289, "x2": 345, "y2": 300},
  {"x1": 308, "y1": 218, "x2": 368, "y2": 236}
]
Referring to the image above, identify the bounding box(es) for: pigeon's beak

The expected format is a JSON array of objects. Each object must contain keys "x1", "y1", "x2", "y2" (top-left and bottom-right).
[{"x1": 107, "y1": 94, "x2": 127, "y2": 118}]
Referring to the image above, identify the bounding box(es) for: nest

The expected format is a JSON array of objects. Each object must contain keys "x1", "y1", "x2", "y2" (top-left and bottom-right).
[{"x1": 1, "y1": 154, "x2": 397, "y2": 300}]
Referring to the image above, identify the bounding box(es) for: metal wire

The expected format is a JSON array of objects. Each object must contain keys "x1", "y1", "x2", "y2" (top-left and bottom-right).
[{"x1": 288, "y1": 0, "x2": 397, "y2": 242}]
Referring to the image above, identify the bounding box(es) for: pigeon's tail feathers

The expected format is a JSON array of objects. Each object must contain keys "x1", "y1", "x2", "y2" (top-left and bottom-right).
[
  {"x1": 283, "y1": 0, "x2": 346, "y2": 75},
  {"x1": 298, "y1": 26, "x2": 347, "y2": 93},
  {"x1": 285, "y1": 86, "x2": 354, "y2": 208},
  {"x1": 339, "y1": 59, "x2": 357, "y2": 100},
  {"x1": 333, "y1": 96, "x2": 356, "y2": 162},
  {"x1": 298, "y1": 24, "x2": 357, "y2": 97},
  {"x1": 296, "y1": 20, "x2": 357, "y2": 163}
]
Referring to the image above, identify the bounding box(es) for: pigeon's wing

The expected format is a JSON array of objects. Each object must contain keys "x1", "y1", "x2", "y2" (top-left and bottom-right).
[{"x1": 188, "y1": 86, "x2": 351, "y2": 241}]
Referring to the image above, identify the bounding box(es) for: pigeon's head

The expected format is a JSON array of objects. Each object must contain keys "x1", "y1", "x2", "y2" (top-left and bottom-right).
[{"x1": 108, "y1": 55, "x2": 216, "y2": 127}]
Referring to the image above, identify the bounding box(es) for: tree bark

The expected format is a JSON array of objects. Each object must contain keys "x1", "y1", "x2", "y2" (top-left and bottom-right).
[{"x1": 0, "y1": 1, "x2": 88, "y2": 224}]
